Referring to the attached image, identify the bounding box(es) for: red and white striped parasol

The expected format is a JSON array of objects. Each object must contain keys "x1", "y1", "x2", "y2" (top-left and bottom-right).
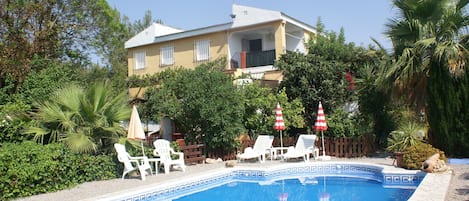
[
  {"x1": 274, "y1": 103, "x2": 285, "y2": 156},
  {"x1": 314, "y1": 101, "x2": 327, "y2": 131},
  {"x1": 315, "y1": 101, "x2": 330, "y2": 160},
  {"x1": 274, "y1": 103, "x2": 285, "y2": 131}
]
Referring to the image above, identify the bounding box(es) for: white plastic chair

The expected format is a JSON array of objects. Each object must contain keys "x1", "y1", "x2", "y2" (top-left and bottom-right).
[
  {"x1": 153, "y1": 139, "x2": 186, "y2": 174},
  {"x1": 237, "y1": 135, "x2": 274, "y2": 163},
  {"x1": 114, "y1": 143, "x2": 152, "y2": 180},
  {"x1": 283, "y1": 134, "x2": 319, "y2": 162}
]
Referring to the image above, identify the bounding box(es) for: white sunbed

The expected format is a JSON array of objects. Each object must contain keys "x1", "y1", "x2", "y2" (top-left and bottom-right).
[
  {"x1": 283, "y1": 134, "x2": 319, "y2": 162},
  {"x1": 237, "y1": 135, "x2": 274, "y2": 163}
]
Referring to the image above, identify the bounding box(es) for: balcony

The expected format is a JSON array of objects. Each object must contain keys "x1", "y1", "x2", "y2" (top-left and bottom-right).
[{"x1": 239, "y1": 49, "x2": 276, "y2": 68}]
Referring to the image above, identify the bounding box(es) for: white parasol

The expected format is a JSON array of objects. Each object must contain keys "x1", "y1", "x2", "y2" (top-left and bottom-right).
[{"x1": 127, "y1": 105, "x2": 146, "y2": 156}]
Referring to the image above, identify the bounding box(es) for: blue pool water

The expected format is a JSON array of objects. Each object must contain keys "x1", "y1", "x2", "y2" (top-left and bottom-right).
[
  {"x1": 174, "y1": 176, "x2": 415, "y2": 201},
  {"x1": 122, "y1": 163, "x2": 424, "y2": 201},
  {"x1": 448, "y1": 158, "x2": 469, "y2": 164}
]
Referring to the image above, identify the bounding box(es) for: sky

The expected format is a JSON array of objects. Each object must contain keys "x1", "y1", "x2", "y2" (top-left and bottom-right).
[{"x1": 106, "y1": 0, "x2": 398, "y2": 50}]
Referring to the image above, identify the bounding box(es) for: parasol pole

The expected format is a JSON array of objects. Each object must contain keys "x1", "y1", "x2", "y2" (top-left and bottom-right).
[
  {"x1": 321, "y1": 130, "x2": 326, "y2": 158},
  {"x1": 280, "y1": 130, "x2": 284, "y2": 156},
  {"x1": 140, "y1": 140, "x2": 145, "y2": 156}
]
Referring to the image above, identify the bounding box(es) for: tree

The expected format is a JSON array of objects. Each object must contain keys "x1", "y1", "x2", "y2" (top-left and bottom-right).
[
  {"x1": 0, "y1": 0, "x2": 115, "y2": 93},
  {"x1": 385, "y1": 0, "x2": 468, "y2": 106},
  {"x1": 276, "y1": 51, "x2": 345, "y2": 128},
  {"x1": 24, "y1": 81, "x2": 130, "y2": 154},
  {"x1": 241, "y1": 84, "x2": 305, "y2": 138},
  {"x1": 276, "y1": 20, "x2": 359, "y2": 129},
  {"x1": 385, "y1": 0, "x2": 469, "y2": 156},
  {"x1": 355, "y1": 64, "x2": 398, "y2": 146},
  {"x1": 427, "y1": 64, "x2": 469, "y2": 157},
  {"x1": 144, "y1": 59, "x2": 244, "y2": 152},
  {"x1": 126, "y1": 10, "x2": 163, "y2": 35},
  {"x1": 93, "y1": 8, "x2": 163, "y2": 92},
  {"x1": 0, "y1": 0, "x2": 146, "y2": 97},
  {"x1": 16, "y1": 59, "x2": 82, "y2": 104},
  {"x1": 90, "y1": 1, "x2": 131, "y2": 92}
]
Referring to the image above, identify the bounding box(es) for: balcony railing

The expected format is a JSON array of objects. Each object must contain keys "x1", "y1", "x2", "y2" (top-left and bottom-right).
[
  {"x1": 240, "y1": 49, "x2": 275, "y2": 68},
  {"x1": 246, "y1": 49, "x2": 275, "y2": 67}
]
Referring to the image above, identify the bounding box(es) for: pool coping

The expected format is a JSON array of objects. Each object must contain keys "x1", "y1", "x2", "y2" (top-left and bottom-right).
[
  {"x1": 407, "y1": 170, "x2": 452, "y2": 201},
  {"x1": 85, "y1": 161, "x2": 449, "y2": 201}
]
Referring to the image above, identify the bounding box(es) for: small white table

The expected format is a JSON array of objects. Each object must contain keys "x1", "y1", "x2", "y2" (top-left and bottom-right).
[
  {"x1": 148, "y1": 158, "x2": 161, "y2": 175},
  {"x1": 268, "y1": 147, "x2": 289, "y2": 161}
]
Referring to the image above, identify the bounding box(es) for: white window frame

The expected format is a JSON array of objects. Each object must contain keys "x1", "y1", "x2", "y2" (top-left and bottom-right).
[
  {"x1": 134, "y1": 50, "x2": 146, "y2": 70},
  {"x1": 195, "y1": 39, "x2": 210, "y2": 61},
  {"x1": 160, "y1": 45, "x2": 174, "y2": 66}
]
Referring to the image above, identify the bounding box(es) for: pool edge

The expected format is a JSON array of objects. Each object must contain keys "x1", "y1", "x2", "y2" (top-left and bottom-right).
[{"x1": 407, "y1": 169, "x2": 452, "y2": 201}]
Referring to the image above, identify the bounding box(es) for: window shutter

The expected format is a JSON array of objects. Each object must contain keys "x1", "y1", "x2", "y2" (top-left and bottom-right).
[
  {"x1": 134, "y1": 51, "x2": 146, "y2": 69},
  {"x1": 195, "y1": 39, "x2": 210, "y2": 61},
  {"x1": 161, "y1": 46, "x2": 174, "y2": 66}
]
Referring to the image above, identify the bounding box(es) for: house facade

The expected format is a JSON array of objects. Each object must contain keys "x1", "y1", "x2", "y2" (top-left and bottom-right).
[{"x1": 125, "y1": 4, "x2": 316, "y2": 97}]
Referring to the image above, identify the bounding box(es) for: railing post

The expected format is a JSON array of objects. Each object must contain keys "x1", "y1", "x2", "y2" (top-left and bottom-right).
[{"x1": 240, "y1": 51, "x2": 246, "y2": 69}]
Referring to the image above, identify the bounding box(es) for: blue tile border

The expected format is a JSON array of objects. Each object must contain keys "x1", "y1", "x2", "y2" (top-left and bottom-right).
[{"x1": 110, "y1": 163, "x2": 425, "y2": 201}]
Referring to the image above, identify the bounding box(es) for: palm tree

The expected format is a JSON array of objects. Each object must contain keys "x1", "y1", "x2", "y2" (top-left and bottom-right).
[
  {"x1": 385, "y1": 0, "x2": 468, "y2": 107},
  {"x1": 25, "y1": 81, "x2": 130, "y2": 154},
  {"x1": 385, "y1": 0, "x2": 469, "y2": 156}
]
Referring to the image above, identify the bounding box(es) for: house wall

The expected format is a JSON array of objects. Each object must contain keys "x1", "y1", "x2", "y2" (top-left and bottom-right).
[
  {"x1": 128, "y1": 87, "x2": 147, "y2": 98},
  {"x1": 285, "y1": 30, "x2": 305, "y2": 52},
  {"x1": 274, "y1": 20, "x2": 287, "y2": 59},
  {"x1": 264, "y1": 70, "x2": 283, "y2": 81},
  {"x1": 263, "y1": 32, "x2": 276, "y2": 50},
  {"x1": 228, "y1": 33, "x2": 242, "y2": 66},
  {"x1": 303, "y1": 30, "x2": 313, "y2": 54},
  {"x1": 127, "y1": 31, "x2": 229, "y2": 77}
]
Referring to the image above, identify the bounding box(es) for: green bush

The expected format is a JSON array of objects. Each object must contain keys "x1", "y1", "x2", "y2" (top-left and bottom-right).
[
  {"x1": 0, "y1": 101, "x2": 34, "y2": 144},
  {"x1": 326, "y1": 108, "x2": 362, "y2": 137},
  {"x1": 386, "y1": 121, "x2": 425, "y2": 153},
  {"x1": 0, "y1": 141, "x2": 120, "y2": 200},
  {"x1": 401, "y1": 142, "x2": 447, "y2": 170},
  {"x1": 427, "y1": 58, "x2": 469, "y2": 157}
]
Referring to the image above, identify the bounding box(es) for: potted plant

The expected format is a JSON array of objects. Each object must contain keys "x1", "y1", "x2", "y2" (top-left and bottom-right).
[{"x1": 386, "y1": 121, "x2": 425, "y2": 167}]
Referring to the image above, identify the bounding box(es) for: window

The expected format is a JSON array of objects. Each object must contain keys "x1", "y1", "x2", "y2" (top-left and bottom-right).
[
  {"x1": 249, "y1": 39, "x2": 262, "y2": 52},
  {"x1": 160, "y1": 46, "x2": 174, "y2": 66},
  {"x1": 134, "y1": 50, "x2": 146, "y2": 69},
  {"x1": 195, "y1": 39, "x2": 210, "y2": 61}
]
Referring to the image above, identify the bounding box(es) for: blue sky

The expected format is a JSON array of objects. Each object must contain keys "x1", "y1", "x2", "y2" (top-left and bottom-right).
[{"x1": 107, "y1": 0, "x2": 397, "y2": 50}]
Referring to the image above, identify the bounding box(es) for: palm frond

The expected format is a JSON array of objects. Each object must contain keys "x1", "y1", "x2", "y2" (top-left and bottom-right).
[
  {"x1": 54, "y1": 85, "x2": 83, "y2": 112},
  {"x1": 23, "y1": 126, "x2": 50, "y2": 144},
  {"x1": 62, "y1": 131, "x2": 98, "y2": 154},
  {"x1": 435, "y1": 41, "x2": 468, "y2": 75}
]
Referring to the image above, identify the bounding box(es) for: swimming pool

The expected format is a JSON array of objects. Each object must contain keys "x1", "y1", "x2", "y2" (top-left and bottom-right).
[
  {"x1": 108, "y1": 162, "x2": 425, "y2": 201},
  {"x1": 174, "y1": 176, "x2": 416, "y2": 201}
]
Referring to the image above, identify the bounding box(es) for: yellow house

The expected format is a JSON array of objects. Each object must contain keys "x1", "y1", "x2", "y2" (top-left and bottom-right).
[{"x1": 126, "y1": 4, "x2": 316, "y2": 97}]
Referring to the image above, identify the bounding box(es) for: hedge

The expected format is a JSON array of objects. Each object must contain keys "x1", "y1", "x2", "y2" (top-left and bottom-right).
[{"x1": 0, "y1": 141, "x2": 120, "y2": 200}]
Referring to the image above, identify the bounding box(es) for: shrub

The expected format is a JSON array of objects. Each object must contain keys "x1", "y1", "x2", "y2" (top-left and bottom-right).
[
  {"x1": 0, "y1": 101, "x2": 34, "y2": 144},
  {"x1": 386, "y1": 121, "x2": 425, "y2": 153},
  {"x1": 401, "y1": 142, "x2": 447, "y2": 170},
  {"x1": 0, "y1": 141, "x2": 119, "y2": 200},
  {"x1": 326, "y1": 108, "x2": 362, "y2": 137},
  {"x1": 143, "y1": 63, "x2": 245, "y2": 153}
]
